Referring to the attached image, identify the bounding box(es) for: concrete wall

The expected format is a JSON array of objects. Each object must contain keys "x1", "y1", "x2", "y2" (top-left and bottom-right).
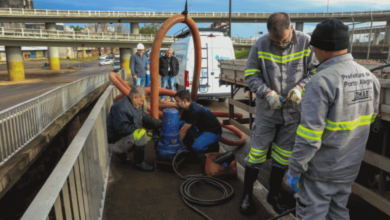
[
  {"x1": 22, "y1": 50, "x2": 47, "y2": 59},
  {"x1": 58, "y1": 47, "x2": 100, "y2": 59}
]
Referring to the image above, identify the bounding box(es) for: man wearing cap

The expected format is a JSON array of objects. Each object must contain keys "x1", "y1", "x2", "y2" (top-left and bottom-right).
[
  {"x1": 287, "y1": 18, "x2": 380, "y2": 219},
  {"x1": 130, "y1": 43, "x2": 149, "y2": 86},
  {"x1": 240, "y1": 12, "x2": 318, "y2": 215},
  {"x1": 107, "y1": 85, "x2": 162, "y2": 171}
]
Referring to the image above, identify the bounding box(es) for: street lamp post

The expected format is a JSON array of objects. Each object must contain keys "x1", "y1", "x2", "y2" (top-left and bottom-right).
[
  {"x1": 229, "y1": 0, "x2": 232, "y2": 38},
  {"x1": 327, "y1": 0, "x2": 329, "y2": 13}
]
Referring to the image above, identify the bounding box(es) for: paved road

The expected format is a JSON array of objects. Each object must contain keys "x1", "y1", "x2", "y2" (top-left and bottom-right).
[{"x1": 0, "y1": 60, "x2": 115, "y2": 111}]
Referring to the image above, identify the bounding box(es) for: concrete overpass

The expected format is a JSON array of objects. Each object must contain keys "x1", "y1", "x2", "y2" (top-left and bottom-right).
[
  {"x1": 0, "y1": 8, "x2": 389, "y2": 23},
  {"x1": 351, "y1": 25, "x2": 388, "y2": 34},
  {"x1": 0, "y1": 27, "x2": 254, "y2": 48},
  {"x1": 0, "y1": 27, "x2": 253, "y2": 80},
  {"x1": 1, "y1": 8, "x2": 389, "y2": 77}
]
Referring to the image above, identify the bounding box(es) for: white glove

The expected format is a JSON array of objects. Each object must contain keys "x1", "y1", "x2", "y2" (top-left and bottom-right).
[
  {"x1": 287, "y1": 85, "x2": 303, "y2": 104},
  {"x1": 265, "y1": 90, "x2": 282, "y2": 110}
]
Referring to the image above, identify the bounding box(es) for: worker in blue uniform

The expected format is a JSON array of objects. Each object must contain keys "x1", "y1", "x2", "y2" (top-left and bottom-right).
[{"x1": 174, "y1": 90, "x2": 221, "y2": 154}]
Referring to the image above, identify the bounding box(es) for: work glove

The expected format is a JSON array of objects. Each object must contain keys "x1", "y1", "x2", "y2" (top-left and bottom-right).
[
  {"x1": 286, "y1": 171, "x2": 300, "y2": 193},
  {"x1": 265, "y1": 90, "x2": 283, "y2": 110},
  {"x1": 287, "y1": 85, "x2": 303, "y2": 104},
  {"x1": 146, "y1": 131, "x2": 152, "y2": 141}
]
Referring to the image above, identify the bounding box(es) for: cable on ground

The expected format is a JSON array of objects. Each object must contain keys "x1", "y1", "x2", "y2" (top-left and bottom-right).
[{"x1": 172, "y1": 150, "x2": 234, "y2": 220}]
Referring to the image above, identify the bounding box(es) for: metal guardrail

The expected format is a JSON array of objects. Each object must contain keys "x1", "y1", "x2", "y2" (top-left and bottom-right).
[
  {"x1": 351, "y1": 25, "x2": 387, "y2": 32},
  {"x1": 0, "y1": 70, "x2": 126, "y2": 166},
  {"x1": 0, "y1": 27, "x2": 175, "y2": 42},
  {"x1": 0, "y1": 8, "x2": 389, "y2": 19},
  {"x1": 231, "y1": 37, "x2": 257, "y2": 45},
  {"x1": 21, "y1": 70, "x2": 124, "y2": 220},
  {"x1": 0, "y1": 27, "x2": 255, "y2": 46}
]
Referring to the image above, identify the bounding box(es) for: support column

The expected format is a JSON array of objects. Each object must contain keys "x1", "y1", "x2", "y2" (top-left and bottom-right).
[
  {"x1": 120, "y1": 48, "x2": 131, "y2": 75},
  {"x1": 45, "y1": 23, "x2": 60, "y2": 70},
  {"x1": 130, "y1": 23, "x2": 140, "y2": 55},
  {"x1": 295, "y1": 22, "x2": 304, "y2": 32},
  {"x1": 384, "y1": 20, "x2": 390, "y2": 46},
  {"x1": 373, "y1": 32, "x2": 381, "y2": 45},
  {"x1": 6, "y1": 46, "x2": 25, "y2": 81}
]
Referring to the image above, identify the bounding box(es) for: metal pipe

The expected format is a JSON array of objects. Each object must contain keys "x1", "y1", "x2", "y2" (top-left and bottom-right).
[
  {"x1": 387, "y1": 45, "x2": 390, "y2": 63},
  {"x1": 367, "y1": 13, "x2": 373, "y2": 60},
  {"x1": 350, "y1": 17, "x2": 355, "y2": 53},
  {"x1": 229, "y1": 0, "x2": 232, "y2": 38},
  {"x1": 150, "y1": 14, "x2": 201, "y2": 119}
]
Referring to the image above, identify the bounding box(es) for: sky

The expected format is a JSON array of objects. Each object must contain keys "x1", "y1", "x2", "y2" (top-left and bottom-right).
[{"x1": 33, "y1": 0, "x2": 390, "y2": 38}]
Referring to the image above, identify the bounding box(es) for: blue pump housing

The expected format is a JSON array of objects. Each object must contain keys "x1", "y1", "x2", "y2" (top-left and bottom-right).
[{"x1": 156, "y1": 108, "x2": 184, "y2": 160}]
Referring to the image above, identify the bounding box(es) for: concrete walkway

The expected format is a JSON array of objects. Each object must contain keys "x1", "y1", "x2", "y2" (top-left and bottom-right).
[{"x1": 103, "y1": 141, "x2": 273, "y2": 220}]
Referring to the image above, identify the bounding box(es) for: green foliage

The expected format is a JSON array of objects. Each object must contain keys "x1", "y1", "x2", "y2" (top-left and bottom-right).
[
  {"x1": 139, "y1": 23, "x2": 161, "y2": 34},
  {"x1": 235, "y1": 50, "x2": 250, "y2": 59},
  {"x1": 70, "y1": 25, "x2": 84, "y2": 32}
]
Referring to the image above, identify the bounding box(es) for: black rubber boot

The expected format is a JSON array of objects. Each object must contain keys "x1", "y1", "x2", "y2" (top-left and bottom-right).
[
  {"x1": 116, "y1": 152, "x2": 129, "y2": 163},
  {"x1": 239, "y1": 166, "x2": 259, "y2": 215},
  {"x1": 267, "y1": 166, "x2": 287, "y2": 214},
  {"x1": 133, "y1": 145, "x2": 154, "y2": 172}
]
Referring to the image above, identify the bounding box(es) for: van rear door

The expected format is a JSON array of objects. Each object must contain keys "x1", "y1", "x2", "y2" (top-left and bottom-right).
[{"x1": 210, "y1": 37, "x2": 234, "y2": 95}]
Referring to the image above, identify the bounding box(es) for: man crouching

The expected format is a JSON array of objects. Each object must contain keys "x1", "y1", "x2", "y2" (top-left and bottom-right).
[{"x1": 107, "y1": 85, "x2": 162, "y2": 171}]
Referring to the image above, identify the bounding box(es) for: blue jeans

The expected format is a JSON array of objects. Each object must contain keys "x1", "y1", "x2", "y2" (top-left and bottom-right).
[
  {"x1": 179, "y1": 121, "x2": 221, "y2": 154},
  {"x1": 161, "y1": 75, "x2": 175, "y2": 99},
  {"x1": 135, "y1": 77, "x2": 146, "y2": 87}
]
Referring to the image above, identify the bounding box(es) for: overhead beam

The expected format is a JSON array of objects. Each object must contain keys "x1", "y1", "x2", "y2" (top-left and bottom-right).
[
  {"x1": 0, "y1": 14, "x2": 389, "y2": 23},
  {"x1": 0, "y1": 38, "x2": 173, "y2": 48}
]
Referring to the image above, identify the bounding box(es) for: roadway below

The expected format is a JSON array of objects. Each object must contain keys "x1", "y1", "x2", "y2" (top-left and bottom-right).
[{"x1": 0, "y1": 59, "x2": 116, "y2": 111}]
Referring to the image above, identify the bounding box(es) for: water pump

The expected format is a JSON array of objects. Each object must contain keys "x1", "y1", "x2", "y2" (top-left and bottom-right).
[{"x1": 156, "y1": 108, "x2": 184, "y2": 160}]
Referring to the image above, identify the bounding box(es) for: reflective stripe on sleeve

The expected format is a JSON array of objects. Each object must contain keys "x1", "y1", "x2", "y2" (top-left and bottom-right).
[
  {"x1": 297, "y1": 124, "x2": 323, "y2": 141},
  {"x1": 244, "y1": 69, "x2": 261, "y2": 77}
]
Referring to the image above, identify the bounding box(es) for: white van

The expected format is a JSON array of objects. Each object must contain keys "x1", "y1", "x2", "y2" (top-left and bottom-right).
[{"x1": 170, "y1": 30, "x2": 235, "y2": 101}]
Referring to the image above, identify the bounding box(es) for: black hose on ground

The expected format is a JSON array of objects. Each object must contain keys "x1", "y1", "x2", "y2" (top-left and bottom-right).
[
  {"x1": 172, "y1": 150, "x2": 234, "y2": 220},
  {"x1": 266, "y1": 208, "x2": 296, "y2": 220}
]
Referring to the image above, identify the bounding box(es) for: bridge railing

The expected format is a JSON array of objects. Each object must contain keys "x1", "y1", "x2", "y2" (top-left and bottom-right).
[
  {"x1": 0, "y1": 27, "x2": 176, "y2": 42},
  {"x1": 0, "y1": 8, "x2": 389, "y2": 18},
  {"x1": 231, "y1": 37, "x2": 257, "y2": 45},
  {"x1": 0, "y1": 70, "x2": 126, "y2": 166},
  {"x1": 21, "y1": 70, "x2": 124, "y2": 220},
  {"x1": 0, "y1": 27, "x2": 256, "y2": 46}
]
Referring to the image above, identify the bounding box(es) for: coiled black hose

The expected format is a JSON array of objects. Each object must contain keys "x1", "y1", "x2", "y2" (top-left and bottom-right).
[{"x1": 172, "y1": 150, "x2": 234, "y2": 220}]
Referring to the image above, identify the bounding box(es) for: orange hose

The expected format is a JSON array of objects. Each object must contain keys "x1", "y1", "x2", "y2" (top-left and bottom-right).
[
  {"x1": 220, "y1": 122, "x2": 247, "y2": 146},
  {"x1": 109, "y1": 11, "x2": 246, "y2": 147},
  {"x1": 109, "y1": 72, "x2": 130, "y2": 95},
  {"x1": 109, "y1": 76, "x2": 247, "y2": 146},
  {"x1": 150, "y1": 14, "x2": 202, "y2": 119}
]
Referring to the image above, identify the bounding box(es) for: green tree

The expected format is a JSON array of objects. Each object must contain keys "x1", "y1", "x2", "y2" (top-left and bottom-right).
[
  {"x1": 70, "y1": 25, "x2": 84, "y2": 32},
  {"x1": 139, "y1": 23, "x2": 161, "y2": 34}
]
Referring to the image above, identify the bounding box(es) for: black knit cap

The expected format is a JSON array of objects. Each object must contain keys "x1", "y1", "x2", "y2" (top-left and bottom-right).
[{"x1": 309, "y1": 18, "x2": 349, "y2": 51}]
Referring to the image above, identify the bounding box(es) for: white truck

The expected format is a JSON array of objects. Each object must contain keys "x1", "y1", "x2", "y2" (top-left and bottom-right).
[{"x1": 170, "y1": 30, "x2": 235, "y2": 102}]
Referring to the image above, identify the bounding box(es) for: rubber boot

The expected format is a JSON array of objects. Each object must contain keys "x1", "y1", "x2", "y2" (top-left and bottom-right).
[
  {"x1": 133, "y1": 145, "x2": 154, "y2": 172},
  {"x1": 267, "y1": 166, "x2": 287, "y2": 214},
  {"x1": 239, "y1": 166, "x2": 259, "y2": 215}
]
